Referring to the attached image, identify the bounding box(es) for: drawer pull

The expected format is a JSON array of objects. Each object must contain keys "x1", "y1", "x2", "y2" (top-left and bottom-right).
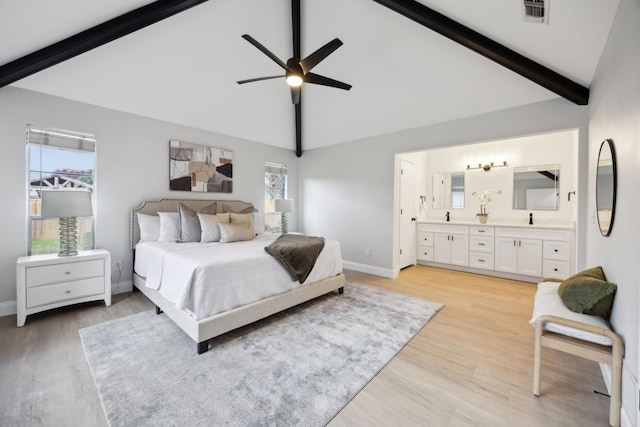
[
  {"x1": 65, "y1": 271, "x2": 71, "y2": 275},
  {"x1": 554, "y1": 249, "x2": 558, "y2": 253},
  {"x1": 478, "y1": 230, "x2": 485, "y2": 233},
  {"x1": 65, "y1": 290, "x2": 71, "y2": 294},
  {"x1": 478, "y1": 259, "x2": 485, "y2": 262},
  {"x1": 554, "y1": 268, "x2": 558, "y2": 272},
  {"x1": 478, "y1": 243, "x2": 485, "y2": 246}
]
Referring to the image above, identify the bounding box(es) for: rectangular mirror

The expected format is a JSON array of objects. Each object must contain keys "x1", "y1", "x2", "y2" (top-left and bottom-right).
[
  {"x1": 432, "y1": 172, "x2": 465, "y2": 209},
  {"x1": 512, "y1": 165, "x2": 560, "y2": 210}
]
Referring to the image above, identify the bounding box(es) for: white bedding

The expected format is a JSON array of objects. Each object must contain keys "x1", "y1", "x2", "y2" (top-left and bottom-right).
[{"x1": 134, "y1": 234, "x2": 342, "y2": 320}]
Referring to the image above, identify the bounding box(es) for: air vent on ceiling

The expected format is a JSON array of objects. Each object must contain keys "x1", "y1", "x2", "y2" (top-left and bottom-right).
[{"x1": 522, "y1": 0, "x2": 549, "y2": 24}]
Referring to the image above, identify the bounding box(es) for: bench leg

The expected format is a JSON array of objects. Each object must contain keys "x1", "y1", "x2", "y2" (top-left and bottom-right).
[
  {"x1": 533, "y1": 322, "x2": 543, "y2": 396},
  {"x1": 609, "y1": 341, "x2": 623, "y2": 427}
]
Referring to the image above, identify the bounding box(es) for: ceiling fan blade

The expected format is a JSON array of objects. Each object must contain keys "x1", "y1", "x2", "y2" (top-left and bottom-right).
[
  {"x1": 292, "y1": 0, "x2": 301, "y2": 59},
  {"x1": 304, "y1": 72, "x2": 352, "y2": 91},
  {"x1": 290, "y1": 85, "x2": 301, "y2": 105},
  {"x1": 299, "y1": 38, "x2": 343, "y2": 74},
  {"x1": 295, "y1": 99, "x2": 302, "y2": 157},
  {"x1": 241, "y1": 34, "x2": 288, "y2": 70},
  {"x1": 236, "y1": 75, "x2": 284, "y2": 84}
]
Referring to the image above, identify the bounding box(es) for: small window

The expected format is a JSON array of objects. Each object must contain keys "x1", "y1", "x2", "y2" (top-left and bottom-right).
[
  {"x1": 27, "y1": 125, "x2": 96, "y2": 255},
  {"x1": 264, "y1": 163, "x2": 288, "y2": 231}
]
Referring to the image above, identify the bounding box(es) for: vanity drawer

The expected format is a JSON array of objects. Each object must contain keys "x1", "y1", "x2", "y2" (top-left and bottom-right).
[
  {"x1": 26, "y1": 277, "x2": 105, "y2": 308},
  {"x1": 417, "y1": 246, "x2": 434, "y2": 261},
  {"x1": 469, "y1": 236, "x2": 493, "y2": 253},
  {"x1": 470, "y1": 252, "x2": 494, "y2": 270},
  {"x1": 469, "y1": 226, "x2": 494, "y2": 236},
  {"x1": 26, "y1": 259, "x2": 104, "y2": 288},
  {"x1": 417, "y1": 232, "x2": 434, "y2": 247},
  {"x1": 543, "y1": 241, "x2": 570, "y2": 261},
  {"x1": 543, "y1": 260, "x2": 570, "y2": 279}
]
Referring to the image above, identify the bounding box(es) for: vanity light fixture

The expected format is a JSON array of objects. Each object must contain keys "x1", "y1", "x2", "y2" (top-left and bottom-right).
[{"x1": 466, "y1": 160, "x2": 508, "y2": 172}]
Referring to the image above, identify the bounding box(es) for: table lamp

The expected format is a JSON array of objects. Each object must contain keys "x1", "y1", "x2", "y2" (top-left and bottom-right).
[
  {"x1": 40, "y1": 190, "x2": 93, "y2": 256},
  {"x1": 274, "y1": 199, "x2": 294, "y2": 234}
]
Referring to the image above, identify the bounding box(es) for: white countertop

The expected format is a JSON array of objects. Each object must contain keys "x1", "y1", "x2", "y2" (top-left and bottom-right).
[{"x1": 417, "y1": 218, "x2": 575, "y2": 230}]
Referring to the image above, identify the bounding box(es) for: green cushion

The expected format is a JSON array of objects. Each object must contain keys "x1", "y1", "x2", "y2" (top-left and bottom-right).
[{"x1": 557, "y1": 267, "x2": 616, "y2": 316}]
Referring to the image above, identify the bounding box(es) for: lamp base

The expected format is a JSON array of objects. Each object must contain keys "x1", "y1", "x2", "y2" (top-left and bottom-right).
[
  {"x1": 58, "y1": 216, "x2": 79, "y2": 257},
  {"x1": 280, "y1": 213, "x2": 288, "y2": 234}
]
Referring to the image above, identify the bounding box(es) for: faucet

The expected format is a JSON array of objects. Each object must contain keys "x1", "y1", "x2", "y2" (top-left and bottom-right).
[
  {"x1": 446, "y1": 212, "x2": 450, "y2": 222},
  {"x1": 529, "y1": 212, "x2": 533, "y2": 225}
]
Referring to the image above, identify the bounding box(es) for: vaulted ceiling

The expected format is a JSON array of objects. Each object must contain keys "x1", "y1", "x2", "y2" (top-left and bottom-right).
[{"x1": 0, "y1": 0, "x2": 620, "y2": 153}]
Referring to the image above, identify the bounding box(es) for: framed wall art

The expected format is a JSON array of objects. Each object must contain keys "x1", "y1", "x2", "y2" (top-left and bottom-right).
[{"x1": 169, "y1": 140, "x2": 233, "y2": 193}]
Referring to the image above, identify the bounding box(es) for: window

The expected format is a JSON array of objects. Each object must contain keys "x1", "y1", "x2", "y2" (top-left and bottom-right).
[
  {"x1": 264, "y1": 163, "x2": 287, "y2": 231},
  {"x1": 27, "y1": 125, "x2": 96, "y2": 255}
]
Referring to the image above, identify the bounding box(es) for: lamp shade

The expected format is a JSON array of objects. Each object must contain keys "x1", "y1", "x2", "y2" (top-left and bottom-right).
[
  {"x1": 40, "y1": 190, "x2": 93, "y2": 219},
  {"x1": 274, "y1": 199, "x2": 294, "y2": 213}
]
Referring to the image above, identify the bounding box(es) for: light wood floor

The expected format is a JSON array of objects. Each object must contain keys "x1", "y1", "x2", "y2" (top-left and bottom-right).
[{"x1": 0, "y1": 266, "x2": 610, "y2": 426}]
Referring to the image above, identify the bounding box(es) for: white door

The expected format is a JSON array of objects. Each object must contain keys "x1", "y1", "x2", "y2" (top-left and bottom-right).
[
  {"x1": 450, "y1": 234, "x2": 470, "y2": 266},
  {"x1": 495, "y1": 237, "x2": 518, "y2": 273},
  {"x1": 517, "y1": 239, "x2": 543, "y2": 276},
  {"x1": 399, "y1": 160, "x2": 416, "y2": 268},
  {"x1": 433, "y1": 233, "x2": 452, "y2": 264}
]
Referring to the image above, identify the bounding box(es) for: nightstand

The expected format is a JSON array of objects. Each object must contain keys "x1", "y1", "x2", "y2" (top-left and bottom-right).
[{"x1": 16, "y1": 249, "x2": 112, "y2": 327}]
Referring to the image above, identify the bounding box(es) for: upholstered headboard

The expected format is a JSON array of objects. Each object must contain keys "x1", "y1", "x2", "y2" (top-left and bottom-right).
[{"x1": 130, "y1": 198, "x2": 254, "y2": 248}]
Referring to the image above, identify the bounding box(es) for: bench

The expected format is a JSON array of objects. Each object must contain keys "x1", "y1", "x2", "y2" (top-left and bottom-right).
[{"x1": 530, "y1": 281, "x2": 623, "y2": 427}]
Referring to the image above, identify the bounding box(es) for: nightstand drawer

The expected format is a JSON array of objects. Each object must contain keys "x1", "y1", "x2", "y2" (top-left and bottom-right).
[
  {"x1": 470, "y1": 252, "x2": 494, "y2": 270},
  {"x1": 26, "y1": 259, "x2": 104, "y2": 288},
  {"x1": 470, "y1": 236, "x2": 493, "y2": 253},
  {"x1": 417, "y1": 246, "x2": 434, "y2": 261},
  {"x1": 26, "y1": 277, "x2": 105, "y2": 308},
  {"x1": 543, "y1": 241, "x2": 570, "y2": 261}
]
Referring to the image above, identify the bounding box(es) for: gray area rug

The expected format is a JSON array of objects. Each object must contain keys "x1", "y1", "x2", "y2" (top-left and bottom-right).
[{"x1": 80, "y1": 282, "x2": 443, "y2": 427}]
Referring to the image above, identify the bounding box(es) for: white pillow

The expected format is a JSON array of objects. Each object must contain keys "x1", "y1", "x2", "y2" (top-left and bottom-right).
[
  {"x1": 158, "y1": 212, "x2": 180, "y2": 242},
  {"x1": 198, "y1": 213, "x2": 230, "y2": 243},
  {"x1": 137, "y1": 213, "x2": 160, "y2": 241},
  {"x1": 529, "y1": 281, "x2": 613, "y2": 346}
]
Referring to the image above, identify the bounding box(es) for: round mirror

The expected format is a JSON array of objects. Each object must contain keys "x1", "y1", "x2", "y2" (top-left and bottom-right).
[{"x1": 596, "y1": 139, "x2": 617, "y2": 237}]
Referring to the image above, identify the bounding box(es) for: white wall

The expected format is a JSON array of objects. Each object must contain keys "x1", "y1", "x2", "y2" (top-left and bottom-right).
[
  {"x1": 0, "y1": 86, "x2": 298, "y2": 307},
  {"x1": 414, "y1": 130, "x2": 577, "y2": 225},
  {"x1": 299, "y1": 98, "x2": 589, "y2": 277},
  {"x1": 587, "y1": 0, "x2": 640, "y2": 423}
]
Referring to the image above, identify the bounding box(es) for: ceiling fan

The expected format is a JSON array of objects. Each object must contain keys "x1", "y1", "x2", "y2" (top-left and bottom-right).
[{"x1": 236, "y1": 0, "x2": 351, "y2": 157}]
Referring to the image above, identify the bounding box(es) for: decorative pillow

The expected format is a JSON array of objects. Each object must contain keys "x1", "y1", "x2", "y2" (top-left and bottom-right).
[
  {"x1": 219, "y1": 221, "x2": 254, "y2": 243},
  {"x1": 158, "y1": 212, "x2": 180, "y2": 242},
  {"x1": 197, "y1": 213, "x2": 230, "y2": 243},
  {"x1": 218, "y1": 202, "x2": 254, "y2": 214},
  {"x1": 557, "y1": 267, "x2": 617, "y2": 316},
  {"x1": 177, "y1": 202, "x2": 217, "y2": 242},
  {"x1": 137, "y1": 213, "x2": 160, "y2": 242}
]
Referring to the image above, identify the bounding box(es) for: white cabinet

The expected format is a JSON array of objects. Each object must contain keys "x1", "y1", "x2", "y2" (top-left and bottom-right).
[
  {"x1": 417, "y1": 222, "x2": 574, "y2": 281},
  {"x1": 494, "y1": 237, "x2": 542, "y2": 276},
  {"x1": 416, "y1": 231, "x2": 434, "y2": 261},
  {"x1": 469, "y1": 226, "x2": 494, "y2": 270},
  {"x1": 418, "y1": 224, "x2": 469, "y2": 266},
  {"x1": 16, "y1": 249, "x2": 111, "y2": 327}
]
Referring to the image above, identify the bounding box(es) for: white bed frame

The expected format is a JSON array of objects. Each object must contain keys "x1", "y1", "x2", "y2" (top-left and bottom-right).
[{"x1": 131, "y1": 198, "x2": 345, "y2": 354}]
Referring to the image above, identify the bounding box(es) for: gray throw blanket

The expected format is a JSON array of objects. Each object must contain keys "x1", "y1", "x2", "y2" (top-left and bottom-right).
[{"x1": 265, "y1": 234, "x2": 325, "y2": 283}]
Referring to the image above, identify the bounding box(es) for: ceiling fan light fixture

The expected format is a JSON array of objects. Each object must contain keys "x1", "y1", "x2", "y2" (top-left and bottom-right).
[{"x1": 286, "y1": 74, "x2": 303, "y2": 87}]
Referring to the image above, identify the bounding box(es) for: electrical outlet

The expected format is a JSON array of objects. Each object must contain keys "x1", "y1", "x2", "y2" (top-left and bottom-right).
[
  {"x1": 115, "y1": 260, "x2": 122, "y2": 271},
  {"x1": 365, "y1": 248, "x2": 372, "y2": 257}
]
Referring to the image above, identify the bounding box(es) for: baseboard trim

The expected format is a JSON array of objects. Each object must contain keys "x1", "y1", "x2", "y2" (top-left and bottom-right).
[
  {"x1": 0, "y1": 300, "x2": 17, "y2": 317},
  {"x1": 601, "y1": 360, "x2": 637, "y2": 427},
  {"x1": 111, "y1": 280, "x2": 133, "y2": 294},
  {"x1": 342, "y1": 261, "x2": 394, "y2": 279}
]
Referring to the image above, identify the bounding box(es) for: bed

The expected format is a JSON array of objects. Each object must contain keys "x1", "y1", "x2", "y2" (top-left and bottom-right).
[{"x1": 131, "y1": 198, "x2": 345, "y2": 354}]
